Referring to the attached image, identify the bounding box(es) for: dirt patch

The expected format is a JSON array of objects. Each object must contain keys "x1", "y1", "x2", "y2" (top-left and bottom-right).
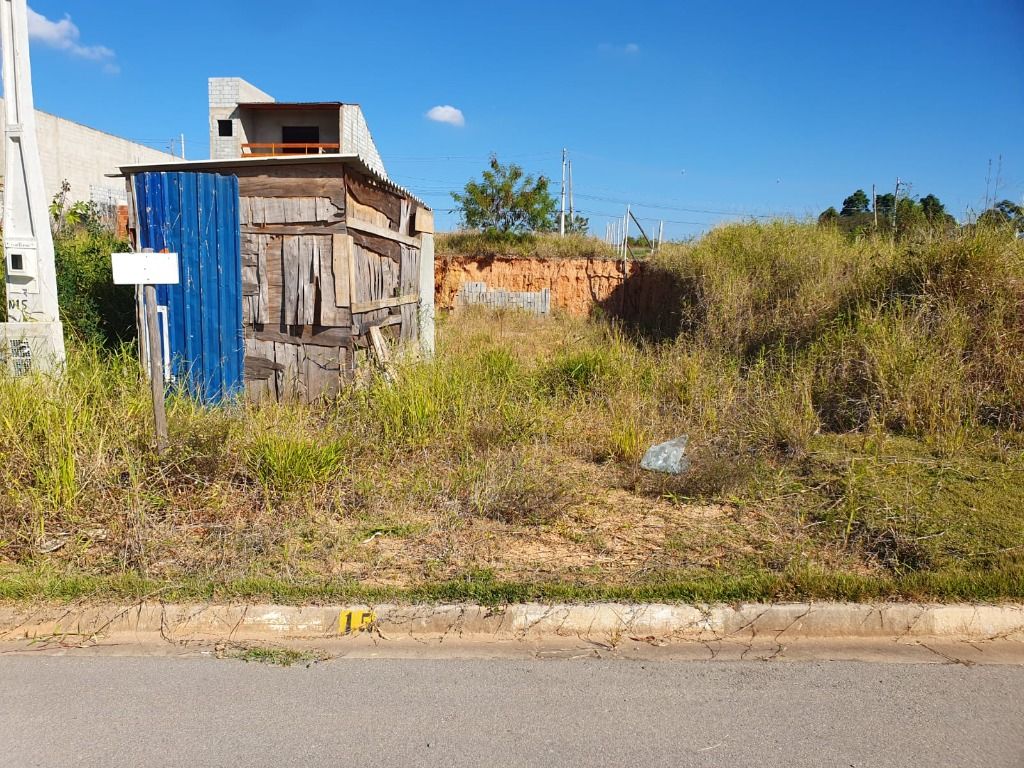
[{"x1": 436, "y1": 254, "x2": 635, "y2": 317}]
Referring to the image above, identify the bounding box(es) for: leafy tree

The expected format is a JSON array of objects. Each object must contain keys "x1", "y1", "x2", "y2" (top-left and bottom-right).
[
  {"x1": 874, "y1": 193, "x2": 895, "y2": 221},
  {"x1": 452, "y1": 155, "x2": 557, "y2": 233},
  {"x1": 818, "y1": 207, "x2": 839, "y2": 226},
  {"x1": 841, "y1": 189, "x2": 870, "y2": 216},
  {"x1": 978, "y1": 199, "x2": 1024, "y2": 232},
  {"x1": 920, "y1": 194, "x2": 944, "y2": 222},
  {"x1": 564, "y1": 213, "x2": 590, "y2": 235}
]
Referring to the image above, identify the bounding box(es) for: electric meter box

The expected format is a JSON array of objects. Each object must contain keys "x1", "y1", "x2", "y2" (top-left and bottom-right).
[{"x1": 3, "y1": 238, "x2": 39, "y2": 284}]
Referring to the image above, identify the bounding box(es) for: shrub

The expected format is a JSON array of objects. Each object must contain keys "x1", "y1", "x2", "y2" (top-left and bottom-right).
[
  {"x1": 246, "y1": 433, "x2": 347, "y2": 499},
  {"x1": 54, "y1": 229, "x2": 136, "y2": 346}
]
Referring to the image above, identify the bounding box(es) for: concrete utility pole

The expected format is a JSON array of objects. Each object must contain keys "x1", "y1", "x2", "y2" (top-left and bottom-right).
[
  {"x1": 568, "y1": 158, "x2": 574, "y2": 229},
  {"x1": 559, "y1": 148, "x2": 567, "y2": 237},
  {"x1": 0, "y1": 0, "x2": 65, "y2": 374},
  {"x1": 892, "y1": 177, "x2": 901, "y2": 231},
  {"x1": 872, "y1": 184, "x2": 878, "y2": 229}
]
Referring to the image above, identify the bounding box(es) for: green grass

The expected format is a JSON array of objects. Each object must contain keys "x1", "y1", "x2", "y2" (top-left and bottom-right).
[
  {"x1": 1, "y1": 565, "x2": 1020, "y2": 605},
  {"x1": 0, "y1": 222, "x2": 1021, "y2": 605},
  {"x1": 229, "y1": 646, "x2": 326, "y2": 666}
]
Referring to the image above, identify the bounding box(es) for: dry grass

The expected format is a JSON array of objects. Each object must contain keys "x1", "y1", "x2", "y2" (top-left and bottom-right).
[
  {"x1": 1, "y1": 222, "x2": 1022, "y2": 602},
  {"x1": 437, "y1": 230, "x2": 618, "y2": 260}
]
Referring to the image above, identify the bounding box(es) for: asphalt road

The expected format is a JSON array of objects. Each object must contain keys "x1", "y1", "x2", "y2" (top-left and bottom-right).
[{"x1": 1, "y1": 656, "x2": 1022, "y2": 767}]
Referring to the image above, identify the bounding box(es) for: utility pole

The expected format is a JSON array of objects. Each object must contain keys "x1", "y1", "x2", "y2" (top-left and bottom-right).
[
  {"x1": 559, "y1": 148, "x2": 567, "y2": 237},
  {"x1": 0, "y1": 0, "x2": 65, "y2": 374},
  {"x1": 567, "y1": 157, "x2": 574, "y2": 231},
  {"x1": 892, "y1": 177, "x2": 900, "y2": 231},
  {"x1": 180, "y1": 133, "x2": 186, "y2": 160},
  {"x1": 872, "y1": 184, "x2": 878, "y2": 229},
  {"x1": 657, "y1": 220, "x2": 665, "y2": 254}
]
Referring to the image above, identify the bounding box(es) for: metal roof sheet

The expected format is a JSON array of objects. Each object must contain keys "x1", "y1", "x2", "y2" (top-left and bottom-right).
[
  {"x1": 114, "y1": 154, "x2": 428, "y2": 208},
  {"x1": 237, "y1": 101, "x2": 346, "y2": 110}
]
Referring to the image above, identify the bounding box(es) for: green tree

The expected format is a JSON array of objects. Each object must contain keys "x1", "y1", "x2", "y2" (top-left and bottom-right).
[
  {"x1": 978, "y1": 199, "x2": 1024, "y2": 232},
  {"x1": 874, "y1": 193, "x2": 895, "y2": 220},
  {"x1": 452, "y1": 155, "x2": 557, "y2": 233},
  {"x1": 818, "y1": 206, "x2": 839, "y2": 226},
  {"x1": 565, "y1": 213, "x2": 590, "y2": 235},
  {"x1": 841, "y1": 189, "x2": 870, "y2": 216}
]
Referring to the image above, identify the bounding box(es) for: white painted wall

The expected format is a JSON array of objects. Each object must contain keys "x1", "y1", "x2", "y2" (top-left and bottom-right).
[{"x1": 0, "y1": 98, "x2": 178, "y2": 206}]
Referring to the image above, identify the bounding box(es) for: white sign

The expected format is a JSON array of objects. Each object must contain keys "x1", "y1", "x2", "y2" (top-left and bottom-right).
[{"x1": 111, "y1": 252, "x2": 180, "y2": 285}]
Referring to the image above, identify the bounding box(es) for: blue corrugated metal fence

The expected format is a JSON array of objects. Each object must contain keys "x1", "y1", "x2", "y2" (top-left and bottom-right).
[{"x1": 134, "y1": 171, "x2": 243, "y2": 404}]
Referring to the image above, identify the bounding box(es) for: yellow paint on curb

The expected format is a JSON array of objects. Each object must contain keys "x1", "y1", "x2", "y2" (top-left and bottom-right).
[{"x1": 338, "y1": 610, "x2": 374, "y2": 635}]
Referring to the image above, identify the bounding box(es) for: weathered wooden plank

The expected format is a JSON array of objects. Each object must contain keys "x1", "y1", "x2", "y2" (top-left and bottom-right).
[
  {"x1": 237, "y1": 175, "x2": 346, "y2": 211},
  {"x1": 352, "y1": 293, "x2": 419, "y2": 314},
  {"x1": 347, "y1": 216, "x2": 421, "y2": 248},
  {"x1": 348, "y1": 231, "x2": 357, "y2": 308},
  {"x1": 350, "y1": 229, "x2": 401, "y2": 264},
  {"x1": 399, "y1": 244, "x2": 420, "y2": 296},
  {"x1": 400, "y1": 302, "x2": 418, "y2": 345},
  {"x1": 242, "y1": 223, "x2": 348, "y2": 236},
  {"x1": 368, "y1": 325, "x2": 395, "y2": 383},
  {"x1": 303, "y1": 236, "x2": 320, "y2": 326},
  {"x1": 346, "y1": 171, "x2": 400, "y2": 225},
  {"x1": 254, "y1": 323, "x2": 352, "y2": 348},
  {"x1": 244, "y1": 355, "x2": 284, "y2": 379},
  {"x1": 352, "y1": 312, "x2": 402, "y2": 336},
  {"x1": 282, "y1": 236, "x2": 300, "y2": 325},
  {"x1": 315, "y1": 235, "x2": 342, "y2": 327},
  {"x1": 256, "y1": 235, "x2": 275, "y2": 325},
  {"x1": 401, "y1": 199, "x2": 422, "y2": 238},
  {"x1": 346, "y1": 193, "x2": 391, "y2": 229},
  {"x1": 414, "y1": 207, "x2": 435, "y2": 234},
  {"x1": 302, "y1": 344, "x2": 344, "y2": 400},
  {"x1": 244, "y1": 195, "x2": 344, "y2": 226},
  {"x1": 332, "y1": 233, "x2": 351, "y2": 310}
]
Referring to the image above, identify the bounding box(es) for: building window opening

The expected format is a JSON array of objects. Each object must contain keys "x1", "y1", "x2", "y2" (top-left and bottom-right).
[
  {"x1": 218, "y1": 120, "x2": 233, "y2": 137},
  {"x1": 281, "y1": 126, "x2": 320, "y2": 153}
]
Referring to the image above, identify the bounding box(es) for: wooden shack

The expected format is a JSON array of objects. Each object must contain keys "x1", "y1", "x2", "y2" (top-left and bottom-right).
[{"x1": 120, "y1": 155, "x2": 434, "y2": 403}]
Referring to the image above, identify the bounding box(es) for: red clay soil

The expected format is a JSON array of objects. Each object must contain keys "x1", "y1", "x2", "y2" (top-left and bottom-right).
[{"x1": 436, "y1": 254, "x2": 643, "y2": 317}]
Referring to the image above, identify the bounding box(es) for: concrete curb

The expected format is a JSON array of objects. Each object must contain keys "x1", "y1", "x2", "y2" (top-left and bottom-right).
[{"x1": 1, "y1": 602, "x2": 1023, "y2": 645}]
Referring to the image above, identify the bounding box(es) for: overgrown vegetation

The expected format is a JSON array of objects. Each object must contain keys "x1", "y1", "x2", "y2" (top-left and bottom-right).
[
  {"x1": 438, "y1": 230, "x2": 617, "y2": 260},
  {"x1": 1, "y1": 221, "x2": 1022, "y2": 604},
  {"x1": 1, "y1": 191, "x2": 134, "y2": 346}
]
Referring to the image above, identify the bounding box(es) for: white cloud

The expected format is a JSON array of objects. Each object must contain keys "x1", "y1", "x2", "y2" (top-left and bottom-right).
[
  {"x1": 425, "y1": 105, "x2": 465, "y2": 127},
  {"x1": 599, "y1": 42, "x2": 640, "y2": 55},
  {"x1": 27, "y1": 7, "x2": 117, "y2": 68}
]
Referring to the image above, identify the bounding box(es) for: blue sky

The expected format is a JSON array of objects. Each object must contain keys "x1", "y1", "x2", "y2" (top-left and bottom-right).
[{"x1": 17, "y1": 0, "x2": 1024, "y2": 238}]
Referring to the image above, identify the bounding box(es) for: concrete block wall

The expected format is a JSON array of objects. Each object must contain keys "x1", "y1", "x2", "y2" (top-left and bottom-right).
[
  {"x1": 0, "y1": 99, "x2": 178, "y2": 208},
  {"x1": 209, "y1": 77, "x2": 275, "y2": 159},
  {"x1": 341, "y1": 105, "x2": 387, "y2": 179}
]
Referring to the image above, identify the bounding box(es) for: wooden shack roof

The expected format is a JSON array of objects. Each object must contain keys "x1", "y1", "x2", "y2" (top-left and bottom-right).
[{"x1": 114, "y1": 154, "x2": 428, "y2": 208}]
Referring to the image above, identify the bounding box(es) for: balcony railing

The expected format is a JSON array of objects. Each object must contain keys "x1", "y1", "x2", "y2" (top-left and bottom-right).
[{"x1": 241, "y1": 143, "x2": 341, "y2": 158}]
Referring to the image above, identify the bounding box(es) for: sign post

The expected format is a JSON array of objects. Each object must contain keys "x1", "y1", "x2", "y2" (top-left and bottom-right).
[{"x1": 112, "y1": 250, "x2": 179, "y2": 454}]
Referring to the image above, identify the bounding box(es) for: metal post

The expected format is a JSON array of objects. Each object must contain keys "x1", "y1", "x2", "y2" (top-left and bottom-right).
[
  {"x1": 568, "y1": 158, "x2": 574, "y2": 229},
  {"x1": 559, "y1": 148, "x2": 566, "y2": 237},
  {"x1": 622, "y1": 205, "x2": 630, "y2": 259}
]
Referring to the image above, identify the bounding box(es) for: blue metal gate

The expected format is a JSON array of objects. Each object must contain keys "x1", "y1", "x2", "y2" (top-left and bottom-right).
[{"x1": 133, "y1": 171, "x2": 243, "y2": 404}]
